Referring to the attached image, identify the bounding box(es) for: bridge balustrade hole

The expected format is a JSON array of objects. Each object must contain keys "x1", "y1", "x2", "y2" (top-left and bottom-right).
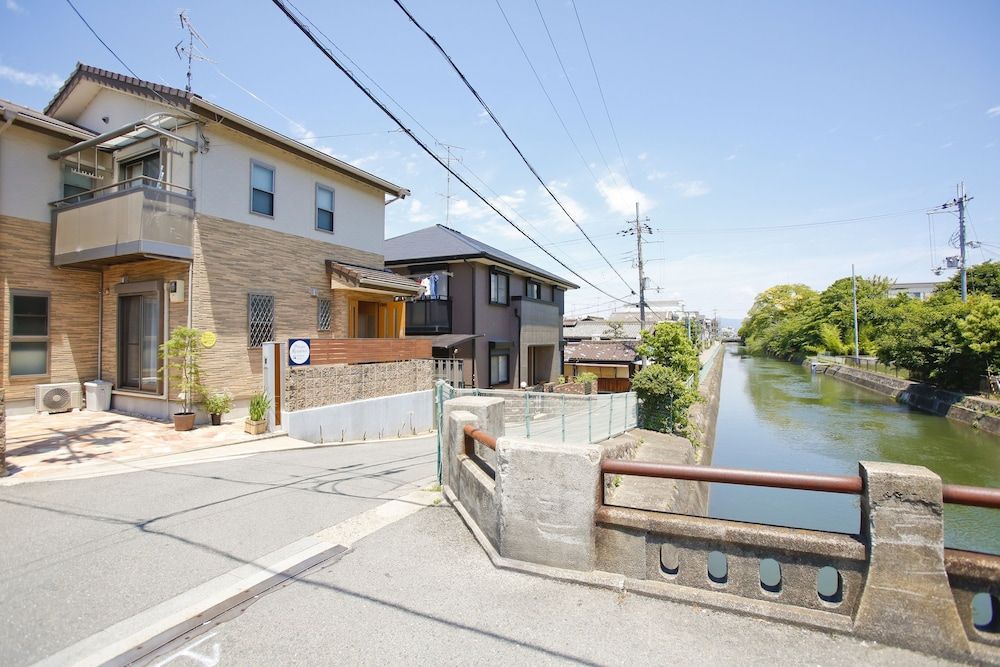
[{"x1": 973, "y1": 592, "x2": 1000, "y2": 633}]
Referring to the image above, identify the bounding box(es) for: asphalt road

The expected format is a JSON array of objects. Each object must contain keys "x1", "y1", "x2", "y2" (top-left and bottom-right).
[
  {"x1": 146, "y1": 505, "x2": 944, "y2": 667},
  {"x1": 0, "y1": 436, "x2": 436, "y2": 666}
]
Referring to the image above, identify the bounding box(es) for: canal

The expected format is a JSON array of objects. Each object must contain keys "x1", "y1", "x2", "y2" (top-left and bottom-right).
[{"x1": 709, "y1": 344, "x2": 1000, "y2": 554}]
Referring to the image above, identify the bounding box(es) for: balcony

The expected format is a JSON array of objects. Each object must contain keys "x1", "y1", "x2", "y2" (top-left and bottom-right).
[
  {"x1": 405, "y1": 296, "x2": 452, "y2": 335},
  {"x1": 51, "y1": 177, "x2": 194, "y2": 267}
]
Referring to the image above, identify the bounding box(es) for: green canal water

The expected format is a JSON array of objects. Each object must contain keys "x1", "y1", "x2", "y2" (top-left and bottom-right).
[{"x1": 709, "y1": 344, "x2": 1000, "y2": 554}]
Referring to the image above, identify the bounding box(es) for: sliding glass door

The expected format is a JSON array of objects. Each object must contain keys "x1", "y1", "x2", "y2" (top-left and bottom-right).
[{"x1": 118, "y1": 293, "x2": 160, "y2": 393}]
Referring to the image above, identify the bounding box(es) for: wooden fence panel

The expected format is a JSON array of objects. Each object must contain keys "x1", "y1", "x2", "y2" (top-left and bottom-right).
[{"x1": 308, "y1": 338, "x2": 433, "y2": 365}]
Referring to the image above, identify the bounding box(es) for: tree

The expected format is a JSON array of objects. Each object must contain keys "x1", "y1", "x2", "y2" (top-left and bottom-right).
[
  {"x1": 603, "y1": 321, "x2": 626, "y2": 339},
  {"x1": 631, "y1": 364, "x2": 699, "y2": 435},
  {"x1": 940, "y1": 261, "x2": 1000, "y2": 299},
  {"x1": 160, "y1": 326, "x2": 205, "y2": 415},
  {"x1": 739, "y1": 284, "x2": 817, "y2": 356},
  {"x1": 636, "y1": 322, "x2": 699, "y2": 376}
]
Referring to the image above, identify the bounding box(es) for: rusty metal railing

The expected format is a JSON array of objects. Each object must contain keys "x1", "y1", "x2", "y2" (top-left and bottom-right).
[
  {"x1": 463, "y1": 424, "x2": 497, "y2": 454},
  {"x1": 601, "y1": 460, "x2": 1000, "y2": 509}
]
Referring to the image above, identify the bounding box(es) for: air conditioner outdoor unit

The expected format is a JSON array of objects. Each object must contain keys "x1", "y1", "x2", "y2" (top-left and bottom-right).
[{"x1": 35, "y1": 382, "x2": 83, "y2": 414}]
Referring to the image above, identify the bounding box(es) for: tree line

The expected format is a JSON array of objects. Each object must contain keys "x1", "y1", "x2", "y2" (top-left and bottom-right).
[{"x1": 738, "y1": 262, "x2": 1000, "y2": 391}]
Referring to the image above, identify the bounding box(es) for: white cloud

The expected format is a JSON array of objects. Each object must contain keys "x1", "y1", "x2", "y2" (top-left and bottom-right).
[
  {"x1": 987, "y1": 106, "x2": 1000, "y2": 118},
  {"x1": 407, "y1": 198, "x2": 435, "y2": 224},
  {"x1": 597, "y1": 174, "x2": 652, "y2": 216},
  {"x1": 5, "y1": 0, "x2": 24, "y2": 13},
  {"x1": 637, "y1": 152, "x2": 648, "y2": 161},
  {"x1": 671, "y1": 180, "x2": 711, "y2": 198},
  {"x1": 645, "y1": 170, "x2": 672, "y2": 182},
  {"x1": 725, "y1": 154, "x2": 737, "y2": 161},
  {"x1": 288, "y1": 121, "x2": 334, "y2": 156},
  {"x1": 940, "y1": 141, "x2": 953, "y2": 149},
  {"x1": 0, "y1": 64, "x2": 61, "y2": 91}
]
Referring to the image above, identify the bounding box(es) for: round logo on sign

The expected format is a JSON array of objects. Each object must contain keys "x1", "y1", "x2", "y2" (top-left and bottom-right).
[
  {"x1": 201, "y1": 331, "x2": 217, "y2": 348},
  {"x1": 289, "y1": 339, "x2": 311, "y2": 365}
]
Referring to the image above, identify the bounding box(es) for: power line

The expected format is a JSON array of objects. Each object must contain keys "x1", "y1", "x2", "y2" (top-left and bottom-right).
[
  {"x1": 493, "y1": 0, "x2": 601, "y2": 187},
  {"x1": 270, "y1": 0, "x2": 631, "y2": 304},
  {"x1": 571, "y1": 0, "x2": 632, "y2": 189},
  {"x1": 390, "y1": 0, "x2": 634, "y2": 296},
  {"x1": 283, "y1": 0, "x2": 570, "y2": 254},
  {"x1": 534, "y1": 0, "x2": 621, "y2": 186},
  {"x1": 63, "y1": 0, "x2": 199, "y2": 123}
]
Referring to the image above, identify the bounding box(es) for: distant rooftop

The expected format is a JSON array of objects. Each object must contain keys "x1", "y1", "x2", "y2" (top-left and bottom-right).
[{"x1": 384, "y1": 224, "x2": 578, "y2": 289}]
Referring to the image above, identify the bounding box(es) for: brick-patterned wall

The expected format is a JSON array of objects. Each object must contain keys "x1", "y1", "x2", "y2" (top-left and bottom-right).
[
  {"x1": 285, "y1": 359, "x2": 433, "y2": 411},
  {"x1": 0, "y1": 216, "x2": 100, "y2": 401},
  {"x1": 191, "y1": 215, "x2": 386, "y2": 400}
]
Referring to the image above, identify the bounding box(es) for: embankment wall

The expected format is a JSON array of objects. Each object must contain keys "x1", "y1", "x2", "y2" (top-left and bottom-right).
[{"x1": 808, "y1": 361, "x2": 1000, "y2": 437}]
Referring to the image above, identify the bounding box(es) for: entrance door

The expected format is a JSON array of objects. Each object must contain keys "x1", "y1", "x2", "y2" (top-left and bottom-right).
[{"x1": 118, "y1": 294, "x2": 160, "y2": 392}]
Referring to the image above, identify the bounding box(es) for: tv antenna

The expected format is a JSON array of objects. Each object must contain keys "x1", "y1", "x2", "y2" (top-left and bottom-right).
[
  {"x1": 175, "y1": 11, "x2": 213, "y2": 93},
  {"x1": 435, "y1": 142, "x2": 464, "y2": 225}
]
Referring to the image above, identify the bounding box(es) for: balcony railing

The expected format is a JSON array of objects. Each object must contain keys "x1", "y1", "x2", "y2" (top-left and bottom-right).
[
  {"x1": 406, "y1": 296, "x2": 452, "y2": 335},
  {"x1": 50, "y1": 176, "x2": 194, "y2": 267}
]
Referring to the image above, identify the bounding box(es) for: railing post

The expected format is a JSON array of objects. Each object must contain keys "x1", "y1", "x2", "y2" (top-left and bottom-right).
[
  {"x1": 623, "y1": 392, "x2": 629, "y2": 430},
  {"x1": 436, "y1": 380, "x2": 444, "y2": 484},
  {"x1": 588, "y1": 396, "x2": 593, "y2": 443},
  {"x1": 561, "y1": 394, "x2": 566, "y2": 442},
  {"x1": 608, "y1": 393, "x2": 614, "y2": 438},
  {"x1": 524, "y1": 391, "x2": 531, "y2": 438}
]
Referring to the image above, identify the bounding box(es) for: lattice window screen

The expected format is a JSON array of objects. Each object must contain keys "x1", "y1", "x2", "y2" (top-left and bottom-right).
[
  {"x1": 317, "y1": 298, "x2": 332, "y2": 331},
  {"x1": 248, "y1": 293, "x2": 274, "y2": 348}
]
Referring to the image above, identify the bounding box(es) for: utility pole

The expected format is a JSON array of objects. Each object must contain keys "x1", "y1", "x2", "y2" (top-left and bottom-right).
[
  {"x1": 852, "y1": 264, "x2": 860, "y2": 360},
  {"x1": 931, "y1": 183, "x2": 973, "y2": 302},
  {"x1": 619, "y1": 203, "x2": 652, "y2": 331}
]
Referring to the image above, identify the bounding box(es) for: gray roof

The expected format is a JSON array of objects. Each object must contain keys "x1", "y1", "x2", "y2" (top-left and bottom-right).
[
  {"x1": 384, "y1": 225, "x2": 578, "y2": 289},
  {"x1": 563, "y1": 320, "x2": 643, "y2": 341},
  {"x1": 0, "y1": 98, "x2": 95, "y2": 140},
  {"x1": 564, "y1": 340, "x2": 639, "y2": 364},
  {"x1": 326, "y1": 260, "x2": 423, "y2": 294}
]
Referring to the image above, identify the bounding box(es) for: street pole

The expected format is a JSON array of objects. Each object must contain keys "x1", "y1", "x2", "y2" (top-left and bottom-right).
[
  {"x1": 958, "y1": 183, "x2": 968, "y2": 303},
  {"x1": 852, "y1": 264, "x2": 860, "y2": 360},
  {"x1": 635, "y1": 202, "x2": 647, "y2": 332}
]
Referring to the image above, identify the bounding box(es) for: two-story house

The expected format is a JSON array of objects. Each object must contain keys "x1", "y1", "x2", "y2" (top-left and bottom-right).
[
  {"x1": 383, "y1": 225, "x2": 577, "y2": 389},
  {"x1": 0, "y1": 64, "x2": 421, "y2": 418}
]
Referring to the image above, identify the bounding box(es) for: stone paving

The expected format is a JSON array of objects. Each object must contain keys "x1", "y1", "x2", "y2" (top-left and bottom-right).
[{"x1": 2, "y1": 409, "x2": 274, "y2": 483}]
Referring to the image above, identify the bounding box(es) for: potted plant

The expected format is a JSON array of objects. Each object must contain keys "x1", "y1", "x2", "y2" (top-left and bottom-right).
[
  {"x1": 160, "y1": 326, "x2": 205, "y2": 431},
  {"x1": 203, "y1": 390, "x2": 234, "y2": 426},
  {"x1": 246, "y1": 391, "x2": 271, "y2": 435}
]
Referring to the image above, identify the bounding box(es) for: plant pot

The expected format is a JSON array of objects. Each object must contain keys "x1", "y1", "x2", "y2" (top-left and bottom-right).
[
  {"x1": 173, "y1": 412, "x2": 196, "y2": 432},
  {"x1": 210, "y1": 413, "x2": 222, "y2": 426},
  {"x1": 245, "y1": 418, "x2": 268, "y2": 435}
]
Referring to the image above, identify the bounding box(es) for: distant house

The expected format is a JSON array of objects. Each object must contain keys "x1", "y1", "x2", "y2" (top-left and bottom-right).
[
  {"x1": 563, "y1": 340, "x2": 639, "y2": 393},
  {"x1": 0, "y1": 64, "x2": 421, "y2": 418},
  {"x1": 887, "y1": 281, "x2": 942, "y2": 301},
  {"x1": 563, "y1": 317, "x2": 642, "y2": 342},
  {"x1": 384, "y1": 225, "x2": 578, "y2": 389}
]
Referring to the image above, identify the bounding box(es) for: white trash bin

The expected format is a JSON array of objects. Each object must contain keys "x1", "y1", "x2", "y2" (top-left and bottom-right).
[{"x1": 84, "y1": 380, "x2": 113, "y2": 411}]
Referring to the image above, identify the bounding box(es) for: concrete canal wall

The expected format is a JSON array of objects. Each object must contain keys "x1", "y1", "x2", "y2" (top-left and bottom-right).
[{"x1": 809, "y1": 361, "x2": 1000, "y2": 437}]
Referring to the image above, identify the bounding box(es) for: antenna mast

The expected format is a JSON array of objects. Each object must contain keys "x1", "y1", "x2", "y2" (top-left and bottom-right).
[
  {"x1": 435, "y1": 142, "x2": 464, "y2": 225},
  {"x1": 175, "y1": 11, "x2": 211, "y2": 93}
]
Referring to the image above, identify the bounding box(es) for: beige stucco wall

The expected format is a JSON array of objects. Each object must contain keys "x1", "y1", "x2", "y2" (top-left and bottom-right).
[{"x1": 0, "y1": 126, "x2": 69, "y2": 223}]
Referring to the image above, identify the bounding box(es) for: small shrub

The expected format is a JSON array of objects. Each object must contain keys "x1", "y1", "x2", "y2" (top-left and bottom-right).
[
  {"x1": 574, "y1": 371, "x2": 598, "y2": 385},
  {"x1": 203, "y1": 390, "x2": 234, "y2": 416},
  {"x1": 248, "y1": 392, "x2": 272, "y2": 422}
]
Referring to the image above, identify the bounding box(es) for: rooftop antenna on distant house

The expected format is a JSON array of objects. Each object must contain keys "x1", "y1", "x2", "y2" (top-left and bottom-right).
[
  {"x1": 435, "y1": 142, "x2": 464, "y2": 225},
  {"x1": 175, "y1": 10, "x2": 212, "y2": 94}
]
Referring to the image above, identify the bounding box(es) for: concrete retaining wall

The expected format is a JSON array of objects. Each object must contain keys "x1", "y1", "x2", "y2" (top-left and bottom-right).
[
  {"x1": 810, "y1": 361, "x2": 1000, "y2": 437},
  {"x1": 283, "y1": 389, "x2": 433, "y2": 443}
]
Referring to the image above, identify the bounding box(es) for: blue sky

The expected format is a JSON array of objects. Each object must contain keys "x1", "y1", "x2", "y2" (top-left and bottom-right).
[{"x1": 2, "y1": 0, "x2": 998, "y2": 320}]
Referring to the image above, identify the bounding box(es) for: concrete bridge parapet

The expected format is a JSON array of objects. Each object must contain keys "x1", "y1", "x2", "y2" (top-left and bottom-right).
[{"x1": 443, "y1": 395, "x2": 1000, "y2": 663}]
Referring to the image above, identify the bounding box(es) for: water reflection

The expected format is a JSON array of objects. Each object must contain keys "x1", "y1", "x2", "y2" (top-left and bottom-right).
[{"x1": 709, "y1": 345, "x2": 1000, "y2": 553}]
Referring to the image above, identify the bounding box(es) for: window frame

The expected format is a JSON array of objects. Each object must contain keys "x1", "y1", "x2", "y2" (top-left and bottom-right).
[
  {"x1": 525, "y1": 279, "x2": 541, "y2": 300},
  {"x1": 317, "y1": 297, "x2": 332, "y2": 331},
  {"x1": 489, "y1": 342, "x2": 510, "y2": 386},
  {"x1": 247, "y1": 291, "x2": 275, "y2": 349},
  {"x1": 249, "y1": 159, "x2": 276, "y2": 218},
  {"x1": 9, "y1": 289, "x2": 50, "y2": 378},
  {"x1": 315, "y1": 183, "x2": 335, "y2": 233},
  {"x1": 489, "y1": 269, "x2": 510, "y2": 306}
]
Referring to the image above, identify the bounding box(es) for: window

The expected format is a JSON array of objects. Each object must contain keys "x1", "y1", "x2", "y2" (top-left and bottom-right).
[
  {"x1": 120, "y1": 152, "x2": 162, "y2": 188},
  {"x1": 10, "y1": 292, "x2": 49, "y2": 376},
  {"x1": 118, "y1": 291, "x2": 160, "y2": 393},
  {"x1": 250, "y1": 161, "x2": 275, "y2": 216},
  {"x1": 526, "y1": 280, "x2": 541, "y2": 300},
  {"x1": 248, "y1": 293, "x2": 275, "y2": 348},
  {"x1": 316, "y1": 185, "x2": 335, "y2": 232},
  {"x1": 489, "y1": 344, "x2": 510, "y2": 386},
  {"x1": 490, "y1": 270, "x2": 509, "y2": 305},
  {"x1": 317, "y1": 298, "x2": 332, "y2": 331}
]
